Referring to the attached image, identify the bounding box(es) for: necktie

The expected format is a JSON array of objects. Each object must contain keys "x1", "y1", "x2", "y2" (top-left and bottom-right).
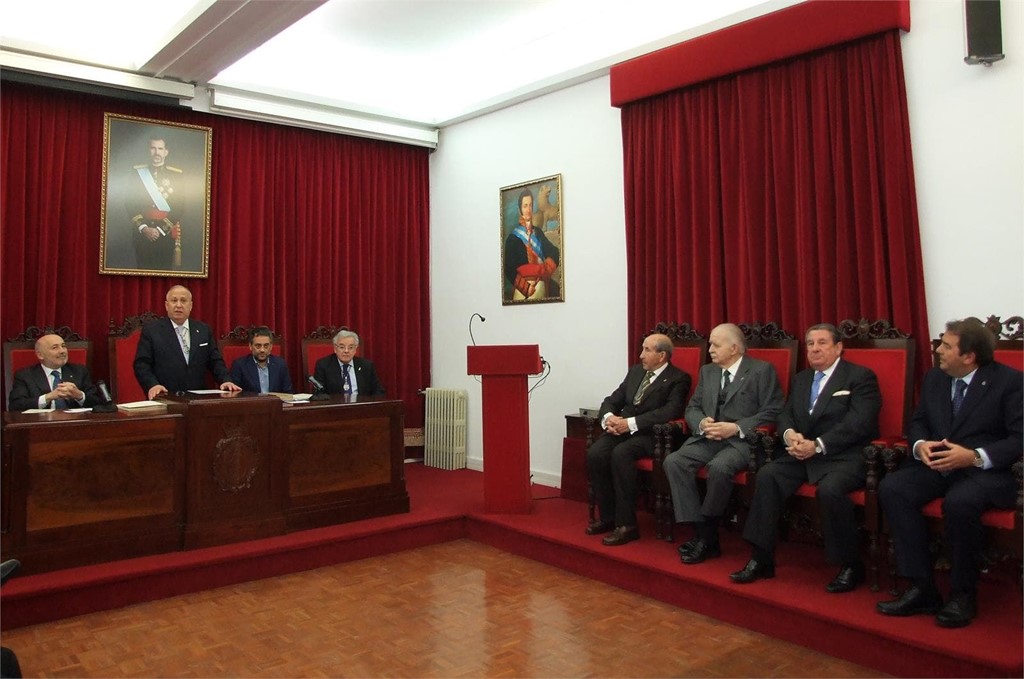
[
  {"x1": 633, "y1": 371, "x2": 654, "y2": 405},
  {"x1": 51, "y1": 370, "x2": 68, "y2": 410},
  {"x1": 952, "y1": 378, "x2": 967, "y2": 417},
  {"x1": 177, "y1": 325, "x2": 190, "y2": 358},
  {"x1": 715, "y1": 370, "x2": 731, "y2": 419},
  {"x1": 342, "y1": 363, "x2": 352, "y2": 394},
  {"x1": 809, "y1": 371, "x2": 825, "y2": 412}
]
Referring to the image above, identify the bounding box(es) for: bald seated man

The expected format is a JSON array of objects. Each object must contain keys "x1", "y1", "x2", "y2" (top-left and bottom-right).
[
  {"x1": 133, "y1": 284, "x2": 240, "y2": 399},
  {"x1": 8, "y1": 334, "x2": 98, "y2": 411}
]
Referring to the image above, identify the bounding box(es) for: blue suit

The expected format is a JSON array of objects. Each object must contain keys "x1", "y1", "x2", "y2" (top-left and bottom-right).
[{"x1": 229, "y1": 354, "x2": 293, "y2": 394}]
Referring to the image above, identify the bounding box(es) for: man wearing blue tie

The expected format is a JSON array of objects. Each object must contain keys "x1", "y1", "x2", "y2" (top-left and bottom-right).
[
  {"x1": 312, "y1": 329, "x2": 385, "y2": 397},
  {"x1": 8, "y1": 333, "x2": 98, "y2": 411},
  {"x1": 877, "y1": 318, "x2": 1022, "y2": 628},
  {"x1": 228, "y1": 326, "x2": 293, "y2": 394}
]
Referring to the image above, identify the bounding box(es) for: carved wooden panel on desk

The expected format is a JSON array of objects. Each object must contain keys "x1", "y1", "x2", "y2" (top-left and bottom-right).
[
  {"x1": 1, "y1": 409, "x2": 186, "y2": 574},
  {"x1": 179, "y1": 394, "x2": 287, "y2": 549},
  {"x1": 283, "y1": 396, "x2": 408, "y2": 532}
]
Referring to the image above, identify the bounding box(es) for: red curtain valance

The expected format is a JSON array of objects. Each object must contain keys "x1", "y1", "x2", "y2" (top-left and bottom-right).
[{"x1": 610, "y1": 0, "x2": 910, "y2": 107}]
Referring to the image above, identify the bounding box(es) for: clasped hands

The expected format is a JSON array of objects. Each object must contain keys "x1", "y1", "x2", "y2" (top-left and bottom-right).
[
  {"x1": 784, "y1": 431, "x2": 819, "y2": 460},
  {"x1": 49, "y1": 381, "x2": 84, "y2": 404},
  {"x1": 604, "y1": 414, "x2": 630, "y2": 436},
  {"x1": 916, "y1": 439, "x2": 976, "y2": 472},
  {"x1": 701, "y1": 417, "x2": 739, "y2": 441}
]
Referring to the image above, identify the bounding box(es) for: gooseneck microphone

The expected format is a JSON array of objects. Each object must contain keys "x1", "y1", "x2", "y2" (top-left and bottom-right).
[
  {"x1": 469, "y1": 312, "x2": 486, "y2": 346},
  {"x1": 92, "y1": 379, "x2": 117, "y2": 413},
  {"x1": 307, "y1": 375, "x2": 330, "y2": 401}
]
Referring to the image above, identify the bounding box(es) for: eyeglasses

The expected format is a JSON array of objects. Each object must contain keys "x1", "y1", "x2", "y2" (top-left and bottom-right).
[{"x1": 334, "y1": 344, "x2": 357, "y2": 352}]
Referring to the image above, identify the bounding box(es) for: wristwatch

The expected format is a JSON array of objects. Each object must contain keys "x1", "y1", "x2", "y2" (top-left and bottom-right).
[{"x1": 972, "y1": 450, "x2": 984, "y2": 468}]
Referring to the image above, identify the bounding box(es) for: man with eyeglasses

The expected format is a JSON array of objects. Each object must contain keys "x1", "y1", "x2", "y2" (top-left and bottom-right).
[
  {"x1": 312, "y1": 329, "x2": 385, "y2": 397},
  {"x1": 228, "y1": 326, "x2": 293, "y2": 394}
]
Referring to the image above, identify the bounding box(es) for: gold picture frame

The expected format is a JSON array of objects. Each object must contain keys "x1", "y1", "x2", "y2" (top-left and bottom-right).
[
  {"x1": 500, "y1": 174, "x2": 563, "y2": 305},
  {"x1": 99, "y1": 113, "x2": 212, "y2": 277}
]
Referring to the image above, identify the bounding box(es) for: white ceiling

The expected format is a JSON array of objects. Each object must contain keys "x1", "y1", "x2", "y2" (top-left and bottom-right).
[{"x1": 1, "y1": 0, "x2": 798, "y2": 130}]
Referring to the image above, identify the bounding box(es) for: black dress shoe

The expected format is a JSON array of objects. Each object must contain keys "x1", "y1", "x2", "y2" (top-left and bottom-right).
[
  {"x1": 677, "y1": 538, "x2": 700, "y2": 557},
  {"x1": 729, "y1": 558, "x2": 775, "y2": 584},
  {"x1": 936, "y1": 593, "x2": 977, "y2": 628},
  {"x1": 585, "y1": 520, "x2": 615, "y2": 536},
  {"x1": 680, "y1": 540, "x2": 721, "y2": 564},
  {"x1": 825, "y1": 563, "x2": 865, "y2": 594},
  {"x1": 602, "y1": 525, "x2": 639, "y2": 546},
  {"x1": 876, "y1": 585, "x2": 943, "y2": 617}
]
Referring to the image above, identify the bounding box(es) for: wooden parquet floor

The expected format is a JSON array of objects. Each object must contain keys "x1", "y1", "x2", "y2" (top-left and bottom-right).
[{"x1": 1, "y1": 540, "x2": 886, "y2": 678}]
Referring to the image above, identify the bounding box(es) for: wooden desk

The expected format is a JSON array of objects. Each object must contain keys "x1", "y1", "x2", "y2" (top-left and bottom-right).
[{"x1": 1, "y1": 394, "x2": 408, "y2": 573}]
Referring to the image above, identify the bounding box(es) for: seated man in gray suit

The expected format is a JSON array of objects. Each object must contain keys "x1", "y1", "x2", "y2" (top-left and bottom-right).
[
  {"x1": 664, "y1": 323, "x2": 784, "y2": 564},
  {"x1": 731, "y1": 323, "x2": 881, "y2": 592},
  {"x1": 228, "y1": 326, "x2": 293, "y2": 394}
]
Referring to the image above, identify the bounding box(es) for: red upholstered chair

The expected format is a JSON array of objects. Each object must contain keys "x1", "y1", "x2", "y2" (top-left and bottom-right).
[
  {"x1": 762, "y1": 318, "x2": 914, "y2": 592},
  {"x1": 218, "y1": 326, "x2": 285, "y2": 374},
  {"x1": 107, "y1": 312, "x2": 160, "y2": 403},
  {"x1": 4, "y1": 326, "x2": 93, "y2": 410},
  {"x1": 301, "y1": 325, "x2": 347, "y2": 384},
  {"x1": 884, "y1": 314, "x2": 1022, "y2": 594}
]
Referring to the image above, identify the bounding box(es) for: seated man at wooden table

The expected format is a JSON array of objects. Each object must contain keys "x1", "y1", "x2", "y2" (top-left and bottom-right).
[
  {"x1": 313, "y1": 329, "x2": 385, "y2": 396},
  {"x1": 877, "y1": 318, "x2": 1022, "y2": 628},
  {"x1": 730, "y1": 323, "x2": 881, "y2": 593},
  {"x1": 586, "y1": 332, "x2": 690, "y2": 546},
  {"x1": 8, "y1": 333, "x2": 98, "y2": 410},
  {"x1": 228, "y1": 326, "x2": 293, "y2": 394}
]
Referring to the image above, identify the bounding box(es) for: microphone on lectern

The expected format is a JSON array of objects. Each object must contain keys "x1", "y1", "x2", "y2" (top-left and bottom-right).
[
  {"x1": 92, "y1": 379, "x2": 117, "y2": 413},
  {"x1": 307, "y1": 375, "x2": 330, "y2": 401},
  {"x1": 469, "y1": 312, "x2": 486, "y2": 346}
]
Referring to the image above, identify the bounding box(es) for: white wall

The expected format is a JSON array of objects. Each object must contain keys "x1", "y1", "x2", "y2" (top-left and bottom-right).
[{"x1": 430, "y1": 0, "x2": 1023, "y2": 487}]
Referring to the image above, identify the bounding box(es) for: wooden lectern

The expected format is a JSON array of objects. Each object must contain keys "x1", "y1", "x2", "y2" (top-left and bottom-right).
[{"x1": 467, "y1": 344, "x2": 542, "y2": 513}]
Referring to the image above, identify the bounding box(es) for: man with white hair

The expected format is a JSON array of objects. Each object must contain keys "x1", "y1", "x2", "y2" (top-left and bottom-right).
[{"x1": 313, "y1": 329, "x2": 385, "y2": 397}]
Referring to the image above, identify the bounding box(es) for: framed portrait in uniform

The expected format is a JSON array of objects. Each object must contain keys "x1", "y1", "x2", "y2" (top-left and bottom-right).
[
  {"x1": 500, "y1": 174, "x2": 564, "y2": 305},
  {"x1": 99, "y1": 113, "x2": 212, "y2": 277}
]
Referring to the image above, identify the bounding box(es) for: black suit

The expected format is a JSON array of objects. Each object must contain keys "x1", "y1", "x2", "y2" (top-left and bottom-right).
[
  {"x1": 879, "y1": 362, "x2": 1023, "y2": 595},
  {"x1": 8, "y1": 363, "x2": 98, "y2": 411},
  {"x1": 133, "y1": 318, "x2": 230, "y2": 394},
  {"x1": 313, "y1": 355, "x2": 385, "y2": 396},
  {"x1": 743, "y1": 359, "x2": 881, "y2": 565},
  {"x1": 587, "y1": 363, "x2": 690, "y2": 527}
]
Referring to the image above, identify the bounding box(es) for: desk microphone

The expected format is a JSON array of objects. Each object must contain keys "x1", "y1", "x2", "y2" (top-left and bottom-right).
[
  {"x1": 93, "y1": 380, "x2": 117, "y2": 413},
  {"x1": 307, "y1": 375, "x2": 330, "y2": 401},
  {"x1": 469, "y1": 312, "x2": 486, "y2": 346}
]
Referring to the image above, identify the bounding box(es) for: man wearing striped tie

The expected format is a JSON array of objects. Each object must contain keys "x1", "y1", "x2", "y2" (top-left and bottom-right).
[
  {"x1": 8, "y1": 334, "x2": 98, "y2": 411},
  {"x1": 586, "y1": 333, "x2": 690, "y2": 546}
]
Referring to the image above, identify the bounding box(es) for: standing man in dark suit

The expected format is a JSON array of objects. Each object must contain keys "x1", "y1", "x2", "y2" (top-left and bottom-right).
[
  {"x1": 134, "y1": 285, "x2": 241, "y2": 399},
  {"x1": 877, "y1": 318, "x2": 1022, "y2": 628},
  {"x1": 731, "y1": 323, "x2": 881, "y2": 592},
  {"x1": 586, "y1": 333, "x2": 690, "y2": 546},
  {"x1": 664, "y1": 323, "x2": 784, "y2": 565},
  {"x1": 228, "y1": 326, "x2": 293, "y2": 394},
  {"x1": 8, "y1": 333, "x2": 98, "y2": 411},
  {"x1": 313, "y1": 329, "x2": 385, "y2": 396}
]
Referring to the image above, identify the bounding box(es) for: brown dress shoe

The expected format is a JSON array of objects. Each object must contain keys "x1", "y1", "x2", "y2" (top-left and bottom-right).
[
  {"x1": 585, "y1": 520, "x2": 615, "y2": 536},
  {"x1": 601, "y1": 525, "x2": 639, "y2": 546}
]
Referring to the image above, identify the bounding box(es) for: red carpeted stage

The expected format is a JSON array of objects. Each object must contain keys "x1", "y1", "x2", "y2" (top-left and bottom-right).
[{"x1": 2, "y1": 463, "x2": 1020, "y2": 677}]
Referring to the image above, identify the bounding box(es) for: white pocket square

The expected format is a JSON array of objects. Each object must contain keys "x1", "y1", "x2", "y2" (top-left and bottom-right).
[{"x1": 832, "y1": 390, "x2": 851, "y2": 396}]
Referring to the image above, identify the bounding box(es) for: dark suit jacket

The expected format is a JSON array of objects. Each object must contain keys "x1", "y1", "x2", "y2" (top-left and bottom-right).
[
  {"x1": 229, "y1": 354, "x2": 293, "y2": 394},
  {"x1": 133, "y1": 318, "x2": 230, "y2": 394},
  {"x1": 776, "y1": 359, "x2": 882, "y2": 483},
  {"x1": 682, "y1": 356, "x2": 784, "y2": 457},
  {"x1": 908, "y1": 363, "x2": 1023, "y2": 470},
  {"x1": 8, "y1": 363, "x2": 98, "y2": 411},
  {"x1": 313, "y1": 355, "x2": 385, "y2": 396},
  {"x1": 599, "y1": 363, "x2": 690, "y2": 435}
]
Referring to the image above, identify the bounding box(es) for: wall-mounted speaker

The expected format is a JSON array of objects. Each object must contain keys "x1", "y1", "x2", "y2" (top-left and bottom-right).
[{"x1": 963, "y1": 0, "x2": 1005, "y2": 65}]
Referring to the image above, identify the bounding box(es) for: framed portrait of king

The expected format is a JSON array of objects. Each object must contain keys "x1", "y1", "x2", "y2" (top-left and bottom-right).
[
  {"x1": 500, "y1": 174, "x2": 563, "y2": 305},
  {"x1": 99, "y1": 113, "x2": 212, "y2": 277}
]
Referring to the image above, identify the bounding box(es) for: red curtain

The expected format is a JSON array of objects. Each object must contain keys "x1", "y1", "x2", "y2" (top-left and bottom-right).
[
  {"x1": 1, "y1": 82, "x2": 430, "y2": 424},
  {"x1": 621, "y1": 30, "x2": 931, "y2": 379}
]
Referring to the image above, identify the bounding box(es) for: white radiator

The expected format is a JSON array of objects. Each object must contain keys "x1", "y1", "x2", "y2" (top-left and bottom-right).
[{"x1": 424, "y1": 388, "x2": 468, "y2": 470}]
